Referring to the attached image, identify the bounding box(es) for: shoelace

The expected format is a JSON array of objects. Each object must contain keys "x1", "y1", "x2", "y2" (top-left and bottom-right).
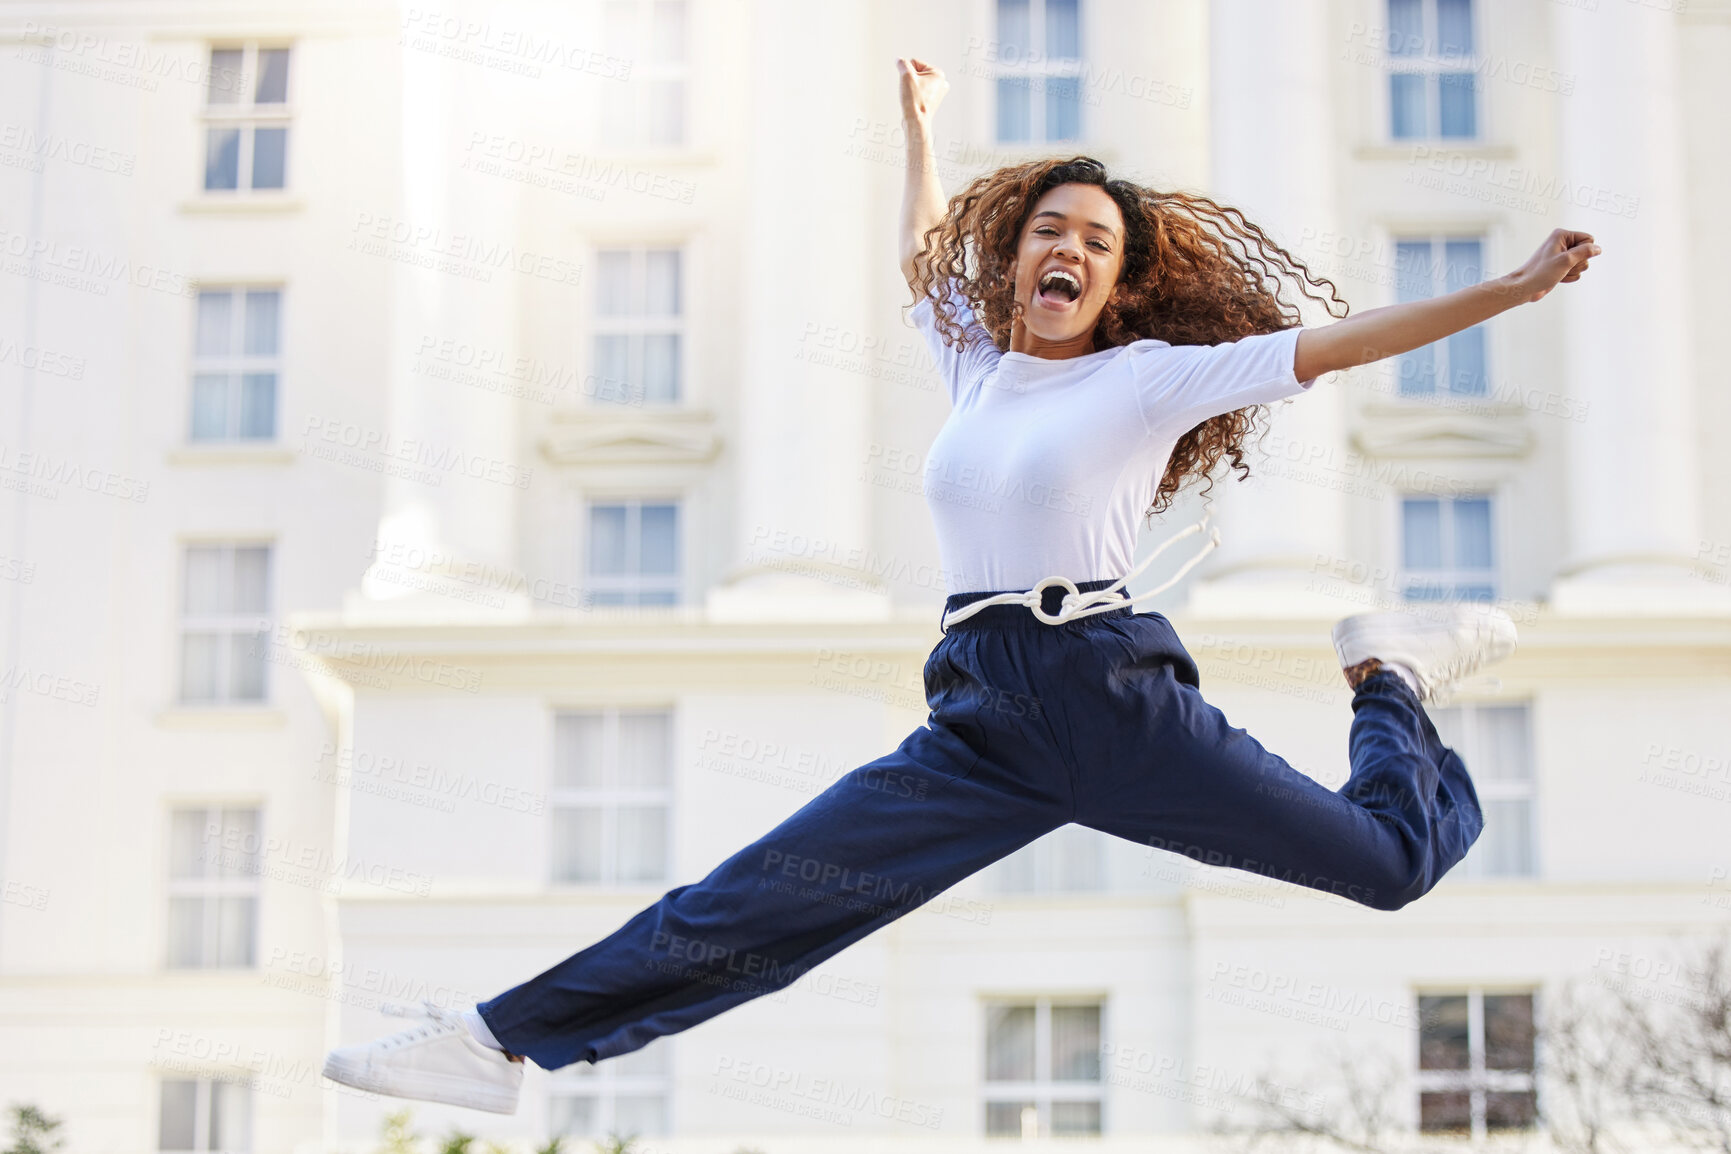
[
  {"x1": 377, "y1": 1000, "x2": 460, "y2": 1050},
  {"x1": 940, "y1": 517, "x2": 1221, "y2": 633}
]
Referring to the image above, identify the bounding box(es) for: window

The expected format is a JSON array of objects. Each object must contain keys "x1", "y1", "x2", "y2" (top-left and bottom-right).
[
  {"x1": 1432, "y1": 705, "x2": 1534, "y2": 878},
  {"x1": 1417, "y1": 990, "x2": 1536, "y2": 1136},
  {"x1": 160, "y1": 1079, "x2": 252, "y2": 1152},
  {"x1": 984, "y1": 998, "x2": 1103, "y2": 1137},
  {"x1": 1401, "y1": 495, "x2": 1494, "y2": 602},
  {"x1": 190, "y1": 288, "x2": 280, "y2": 441},
  {"x1": 600, "y1": 1, "x2": 686, "y2": 148},
  {"x1": 166, "y1": 808, "x2": 260, "y2": 969},
  {"x1": 552, "y1": 709, "x2": 671, "y2": 884},
  {"x1": 1394, "y1": 236, "x2": 1486, "y2": 396},
  {"x1": 550, "y1": 1038, "x2": 669, "y2": 1139},
  {"x1": 179, "y1": 544, "x2": 271, "y2": 703},
  {"x1": 592, "y1": 247, "x2": 683, "y2": 405},
  {"x1": 1386, "y1": 0, "x2": 1477, "y2": 139},
  {"x1": 202, "y1": 44, "x2": 291, "y2": 191},
  {"x1": 586, "y1": 501, "x2": 679, "y2": 606},
  {"x1": 986, "y1": 825, "x2": 1104, "y2": 893},
  {"x1": 992, "y1": 0, "x2": 1083, "y2": 144}
]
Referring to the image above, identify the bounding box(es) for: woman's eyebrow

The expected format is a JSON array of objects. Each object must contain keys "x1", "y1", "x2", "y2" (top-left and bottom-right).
[{"x1": 1031, "y1": 209, "x2": 1119, "y2": 238}]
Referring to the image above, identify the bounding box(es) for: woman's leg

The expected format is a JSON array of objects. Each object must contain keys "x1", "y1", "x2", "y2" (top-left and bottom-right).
[
  {"x1": 478, "y1": 716, "x2": 1068, "y2": 1070},
  {"x1": 1074, "y1": 626, "x2": 1482, "y2": 911}
]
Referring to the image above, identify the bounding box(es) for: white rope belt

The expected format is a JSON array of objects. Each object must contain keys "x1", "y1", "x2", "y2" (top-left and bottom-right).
[{"x1": 940, "y1": 517, "x2": 1221, "y2": 633}]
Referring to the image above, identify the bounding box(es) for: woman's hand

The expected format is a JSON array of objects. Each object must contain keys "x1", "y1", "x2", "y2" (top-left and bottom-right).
[
  {"x1": 897, "y1": 57, "x2": 949, "y2": 125},
  {"x1": 1503, "y1": 228, "x2": 1602, "y2": 304}
]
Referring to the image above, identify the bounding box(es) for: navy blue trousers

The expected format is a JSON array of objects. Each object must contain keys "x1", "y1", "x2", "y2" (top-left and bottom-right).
[{"x1": 478, "y1": 581, "x2": 1483, "y2": 1070}]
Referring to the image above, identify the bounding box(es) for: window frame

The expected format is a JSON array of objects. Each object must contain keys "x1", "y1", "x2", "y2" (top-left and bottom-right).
[
  {"x1": 547, "y1": 1036, "x2": 672, "y2": 1138},
  {"x1": 1397, "y1": 492, "x2": 1498, "y2": 604},
  {"x1": 582, "y1": 497, "x2": 682, "y2": 607},
  {"x1": 1430, "y1": 703, "x2": 1538, "y2": 880},
  {"x1": 987, "y1": 0, "x2": 1085, "y2": 145},
  {"x1": 159, "y1": 1076, "x2": 254, "y2": 1153},
  {"x1": 588, "y1": 243, "x2": 687, "y2": 407},
  {"x1": 200, "y1": 42, "x2": 294, "y2": 194},
  {"x1": 165, "y1": 805, "x2": 263, "y2": 971},
  {"x1": 1415, "y1": 986, "x2": 1538, "y2": 1139},
  {"x1": 1383, "y1": 0, "x2": 1481, "y2": 142},
  {"x1": 177, "y1": 540, "x2": 274, "y2": 706},
  {"x1": 985, "y1": 825, "x2": 1106, "y2": 894},
  {"x1": 1389, "y1": 233, "x2": 1490, "y2": 399},
  {"x1": 981, "y1": 995, "x2": 1106, "y2": 1137},
  {"x1": 188, "y1": 284, "x2": 284, "y2": 442},
  {"x1": 598, "y1": 0, "x2": 688, "y2": 150},
  {"x1": 548, "y1": 706, "x2": 675, "y2": 886}
]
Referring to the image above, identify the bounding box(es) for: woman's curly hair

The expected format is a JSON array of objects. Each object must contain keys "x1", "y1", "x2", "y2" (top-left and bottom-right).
[{"x1": 908, "y1": 155, "x2": 1348, "y2": 517}]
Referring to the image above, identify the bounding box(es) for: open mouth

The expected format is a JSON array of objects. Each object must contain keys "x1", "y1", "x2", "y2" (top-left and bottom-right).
[{"x1": 1036, "y1": 267, "x2": 1082, "y2": 307}]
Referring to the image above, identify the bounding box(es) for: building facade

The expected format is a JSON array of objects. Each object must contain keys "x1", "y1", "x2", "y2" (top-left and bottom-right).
[{"x1": 1, "y1": 0, "x2": 1729, "y2": 1150}]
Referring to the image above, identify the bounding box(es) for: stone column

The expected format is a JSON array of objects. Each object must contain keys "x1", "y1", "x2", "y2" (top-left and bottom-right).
[
  {"x1": 705, "y1": 0, "x2": 889, "y2": 621},
  {"x1": 1187, "y1": 0, "x2": 1357, "y2": 617},
  {"x1": 1547, "y1": 5, "x2": 1726, "y2": 613}
]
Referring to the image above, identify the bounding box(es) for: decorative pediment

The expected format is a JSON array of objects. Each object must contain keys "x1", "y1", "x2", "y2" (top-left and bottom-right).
[
  {"x1": 1352, "y1": 407, "x2": 1532, "y2": 459},
  {"x1": 539, "y1": 409, "x2": 722, "y2": 465}
]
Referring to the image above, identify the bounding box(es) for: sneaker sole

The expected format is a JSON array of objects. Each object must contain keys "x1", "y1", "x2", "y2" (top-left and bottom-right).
[{"x1": 322, "y1": 1053, "x2": 520, "y2": 1114}]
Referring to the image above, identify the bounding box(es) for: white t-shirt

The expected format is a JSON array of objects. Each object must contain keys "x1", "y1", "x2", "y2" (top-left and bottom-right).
[{"x1": 908, "y1": 279, "x2": 1317, "y2": 594}]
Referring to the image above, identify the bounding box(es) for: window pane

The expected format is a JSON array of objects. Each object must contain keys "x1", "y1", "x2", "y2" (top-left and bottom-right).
[
  {"x1": 1477, "y1": 706, "x2": 1532, "y2": 783},
  {"x1": 167, "y1": 896, "x2": 207, "y2": 967},
  {"x1": 1389, "y1": 73, "x2": 1426, "y2": 139},
  {"x1": 1386, "y1": 0, "x2": 1423, "y2": 56},
  {"x1": 242, "y1": 291, "x2": 280, "y2": 355},
  {"x1": 1484, "y1": 993, "x2": 1536, "y2": 1070},
  {"x1": 192, "y1": 374, "x2": 231, "y2": 440},
  {"x1": 603, "y1": 0, "x2": 637, "y2": 57},
  {"x1": 239, "y1": 374, "x2": 276, "y2": 438},
  {"x1": 1398, "y1": 347, "x2": 1436, "y2": 396},
  {"x1": 593, "y1": 334, "x2": 634, "y2": 404},
  {"x1": 255, "y1": 48, "x2": 290, "y2": 103},
  {"x1": 589, "y1": 505, "x2": 631, "y2": 577},
  {"x1": 649, "y1": 0, "x2": 685, "y2": 63},
  {"x1": 1447, "y1": 327, "x2": 1486, "y2": 395},
  {"x1": 216, "y1": 896, "x2": 257, "y2": 966},
  {"x1": 180, "y1": 633, "x2": 223, "y2": 702},
  {"x1": 997, "y1": 0, "x2": 1031, "y2": 57},
  {"x1": 231, "y1": 546, "x2": 271, "y2": 614},
  {"x1": 986, "y1": 1101, "x2": 1034, "y2": 1137},
  {"x1": 1051, "y1": 1004, "x2": 1100, "y2": 1080},
  {"x1": 646, "y1": 80, "x2": 684, "y2": 147},
  {"x1": 550, "y1": 1093, "x2": 597, "y2": 1136},
  {"x1": 639, "y1": 504, "x2": 678, "y2": 576},
  {"x1": 1453, "y1": 498, "x2": 1493, "y2": 569},
  {"x1": 210, "y1": 1080, "x2": 254, "y2": 1151},
  {"x1": 642, "y1": 334, "x2": 679, "y2": 403},
  {"x1": 1443, "y1": 239, "x2": 1483, "y2": 292},
  {"x1": 1403, "y1": 499, "x2": 1444, "y2": 570},
  {"x1": 197, "y1": 291, "x2": 234, "y2": 356},
  {"x1": 554, "y1": 713, "x2": 606, "y2": 789},
  {"x1": 1395, "y1": 240, "x2": 1435, "y2": 301},
  {"x1": 208, "y1": 48, "x2": 245, "y2": 104},
  {"x1": 159, "y1": 1079, "x2": 200, "y2": 1149},
  {"x1": 552, "y1": 806, "x2": 604, "y2": 882},
  {"x1": 1052, "y1": 1100, "x2": 1101, "y2": 1135},
  {"x1": 1420, "y1": 1090, "x2": 1472, "y2": 1131},
  {"x1": 615, "y1": 1037, "x2": 669, "y2": 1076},
  {"x1": 1486, "y1": 1090, "x2": 1536, "y2": 1130},
  {"x1": 228, "y1": 632, "x2": 267, "y2": 701},
  {"x1": 595, "y1": 250, "x2": 635, "y2": 317},
  {"x1": 1478, "y1": 798, "x2": 1534, "y2": 877},
  {"x1": 170, "y1": 810, "x2": 210, "y2": 879},
  {"x1": 613, "y1": 1094, "x2": 667, "y2": 1137},
  {"x1": 986, "y1": 1004, "x2": 1036, "y2": 1081},
  {"x1": 205, "y1": 127, "x2": 241, "y2": 190},
  {"x1": 1438, "y1": 73, "x2": 1476, "y2": 138},
  {"x1": 251, "y1": 127, "x2": 287, "y2": 190},
  {"x1": 1436, "y1": 0, "x2": 1474, "y2": 56},
  {"x1": 215, "y1": 809, "x2": 260, "y2": 877},
  {"x1": 600, "y1": 78, "x2": 633, "y2": 148},
  {"x1": 1418, "y1": 994, "x2": 1470, "y2": 1069},
  {"x1": 643, "y1": 250, "x2": 680, "y2": 315},
  {"x1": 1046, "y1": 0, "x2": 1080, "y2": 58},
  {"x1": 1052, "y1": 825, "x2": 1103, "y2": 891},
  {"x1": 617, "y1": 712, "x2": 670, "y2": 788},
  {"x1": 615, "y1": 805, "x2": 667, "y2": 882},
  {"x1": 996, "y1": 76, "x2": 1032, "y2": 143},
  {"x1": 1045, "y1": 76, "x2": 1081, "y2": 142}
]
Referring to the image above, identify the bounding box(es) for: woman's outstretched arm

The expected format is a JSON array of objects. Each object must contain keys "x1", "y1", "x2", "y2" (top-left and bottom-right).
[
  {"x1": 1293, "y1": 228, "x2": 1602, "y2": 382},
  {"x1": 897, "y1": 57, "x2": 949, "y2": 289}
]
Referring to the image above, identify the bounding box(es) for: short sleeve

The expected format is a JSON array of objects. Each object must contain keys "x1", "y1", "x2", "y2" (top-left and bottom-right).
[
  {"x1": 1125, "y1": 327, "x2": 1316, "y2": 437},
  {"x1": 908, "y1": 278, "x2": 1002, "y2": 406}
]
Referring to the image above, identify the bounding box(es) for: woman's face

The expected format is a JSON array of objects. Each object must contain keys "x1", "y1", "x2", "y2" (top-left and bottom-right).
[{"x1": 1010, "y1": 182, "x2": 1126, "y2": 353}]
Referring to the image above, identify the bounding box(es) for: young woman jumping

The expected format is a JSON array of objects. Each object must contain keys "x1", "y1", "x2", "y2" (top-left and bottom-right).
[{"x1": 322, "y1": 57, "x2": 1600, "y2": 1112}]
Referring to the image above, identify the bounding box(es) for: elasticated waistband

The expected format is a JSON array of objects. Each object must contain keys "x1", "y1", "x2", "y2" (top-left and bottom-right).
[{"x1": 941, "y1": 578, "x2": 1135, "y2": 630}]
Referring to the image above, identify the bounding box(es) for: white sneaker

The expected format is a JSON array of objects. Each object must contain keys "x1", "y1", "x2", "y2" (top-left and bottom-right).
[
  {"x1": 321, "y1": 1001, "x2": 522, "y2": 1113},
  {"x1": 1331, "y1": 604, "x2": 1518, "y2": 702}
]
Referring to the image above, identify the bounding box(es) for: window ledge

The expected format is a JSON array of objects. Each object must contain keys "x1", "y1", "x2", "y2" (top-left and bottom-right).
[
  {"x1": 156, "y1": 706, "x2": 286, "y2": 730},
  {"x1": 1354, "y1": 141, "x2": 1518, "y2": 163},
  {"x1": 167, "y1": 443, "x2": 295, "y2": 466},
  {"x1": 178, "y1": 194, "x2": 304, "y2": 215},
  {"x1": 542, "y1": 406, "x2": 722, "y2": 466}
]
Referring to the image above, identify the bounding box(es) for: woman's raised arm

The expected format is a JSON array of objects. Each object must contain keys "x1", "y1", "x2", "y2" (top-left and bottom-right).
[
  {"x1": 897, "y1": 57, "x2": 949, "y2": 289},
  {"x1": 1293, "y1": 228, "x2": 1602, "y2": 382}
]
